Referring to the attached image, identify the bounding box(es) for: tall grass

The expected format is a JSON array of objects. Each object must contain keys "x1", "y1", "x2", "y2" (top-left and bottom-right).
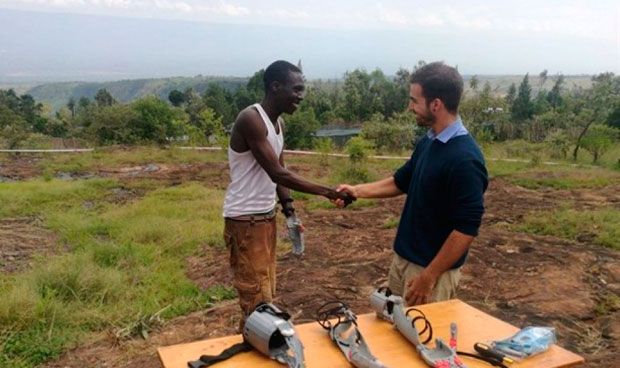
[
  {"x1": 0, "y1": 179, "x2": 233, "y2": 367},
  {"x1": 514, "y1": 207, "x2": 620, "y2": 250}
]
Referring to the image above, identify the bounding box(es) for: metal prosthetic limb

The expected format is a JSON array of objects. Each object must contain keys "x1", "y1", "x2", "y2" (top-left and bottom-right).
[
  {"x1": 244, "y1": 303, "x2": 305, "y2": 368},
  {"x1": 188, "y1": 303, "x2": 305, "y2": 368},
  {"x1": 370, "y1": 288, "x2": 466, "y2": 368},
  {"x1": 317, "y1": 301, "x2": 388, "y2": 368},
  {"x1": 286, "y1": 214, "x2": 304, "y2": 255}
]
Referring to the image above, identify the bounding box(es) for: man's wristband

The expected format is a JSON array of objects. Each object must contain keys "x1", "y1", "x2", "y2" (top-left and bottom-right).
[
  {"x1": 279, "y1": 198, "x2": 294, "y2": 205},
  {"x1": 282, "y1": 207, "x2": 295, "y2": 217},
  {"x1": 280, "y1": 198, "x2": 295, "y2": 217}
]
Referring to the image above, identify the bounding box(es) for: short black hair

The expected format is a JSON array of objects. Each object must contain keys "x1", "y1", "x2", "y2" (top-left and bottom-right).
[
  {"x1": 263, "y1": 60, "x2": 302, "y2": 92},
  {"x1": 410, "y1": 62, "x2": 463, "y2": 114}
]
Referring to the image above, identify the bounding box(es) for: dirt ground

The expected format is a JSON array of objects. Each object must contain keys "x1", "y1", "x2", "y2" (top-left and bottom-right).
[{"x1": 1, "y1": 157, "x2": 618, "y2": 367}]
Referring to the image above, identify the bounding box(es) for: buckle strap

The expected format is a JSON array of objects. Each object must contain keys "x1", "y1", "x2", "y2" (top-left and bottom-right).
[{"x1": 187, "y1": 341, "x2": 252, "y2": 368}]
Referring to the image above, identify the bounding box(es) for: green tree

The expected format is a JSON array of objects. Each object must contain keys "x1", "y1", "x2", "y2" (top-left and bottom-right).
[
  {"x1": 300, "y1": 85, "x2": 334, "y2": 125},
  {"x1": 131, "y1": 96, "x2": 186, "y2": 144},
  {"x1": 195, "y1": 107, "x2": 224, "y2": 140},
  {"x1": 168, "y1": 89, "x2": 186, "y2": 107},
  {"x1": 545, "y1": 129, "x2": 571, "y2": 159},
  {"x1": 203, "y1": 83, "x2": 235, "y2": 128},
  {"x1": 78, "y1": 97, "x2": 91, "y2": 110},
  {"x1": 47, "y1": 107, "x2": 72, "y2": 137},
  {"x1": 315, "y1": 137, "x2": 335, "y2": 166},
  {"x1": 580, "y1": 124, "x2": 619, "y2": 163},
  {"x1": 511, "y1": 74, "x2": 534, "y2": 122},
  {"x1": 533, "y1": 90, "x2": 551, "y2": 116},
  {"x1": 338, "y1": 69, "x2": 380, "y2": 122},
  {"x1": 0, "y1": 89, "x2": 20, "y2": 111},
  {"x1": 572, "y1": 73, "x2": 620, "y2": 160},
  {"x1": 371, "y1": 69, "x2": 407, "y2": 118},
  {"x1": 460, "y1": 82, "x2": 508, "y2": 140},
  {"x1": 0, "y1": 105, "x2": 28, "y2": 148},
  {"x1": 505, "y1": 83, "x2": 516, "y2": 106},
  {"x1": 18, "y1": 93, "x2": 47, "y2": 133},
  {"x1": 547, "y1": 75, "x2": 565, "y2": 109},
  {"x1": 94, "y1": 89, "x2": 116, "y2": 107},
  {"x1": 361, "y1": 112, "x2": 416, "y2": 152},
  {"x1": 246, "y1": 69, "x2": 265, "y2": 100},
  {"x1": 67, "y1": 98, "x2": 76, "y2": 118},
  {"x1": 607, "y1": 102, "x2": 620, "y2": 129},
  {"x1": 283, "y1": 108, "x2": 320, "y2": 149},
  {"x1": 233, "y1": 86, "x2": 256, "y2": 112},
  {"x1": 86, "y1": 104, "x2": 139, "y2": 145},
  {"x1": 538, "y1": 69, "x2": 548, "y2": 89},
  {"x1": 346, "y1": 136, "x2": 374, "y2": 163},
  {"x1": 469, "y1": 75, "x2": 479, "y2": 91}
]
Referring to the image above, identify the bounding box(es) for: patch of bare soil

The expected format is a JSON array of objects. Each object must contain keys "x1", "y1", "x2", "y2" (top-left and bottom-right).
[
  {"x1": 0, "y1": 217, "x2": 59, "y2": 273},
  {"x1": 1, "y1": 155, "x2": 231, "y2": 186},
  {"x1": 99, "y1": 163, "x2": 230, "y2": 189},
  {"x1": 0, "y1": 156, "x2": 42, "y2": 180},
  {"x1": 37, "y1": 175, "x2": 620, "y2": 368}
]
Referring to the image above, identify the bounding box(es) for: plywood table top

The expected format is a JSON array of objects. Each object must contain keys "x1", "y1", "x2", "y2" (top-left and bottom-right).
[{"x1": 158, "y1": 299, "x2": 584, "y2": 368}]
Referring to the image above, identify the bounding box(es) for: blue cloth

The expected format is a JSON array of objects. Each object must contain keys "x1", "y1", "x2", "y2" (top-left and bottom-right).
[
  {"x1": 392, "y1": 125, "x2": 488, "y2": 269},
  {"x1": 425, "y1": 117, "x2": 469, "y2": 143}
]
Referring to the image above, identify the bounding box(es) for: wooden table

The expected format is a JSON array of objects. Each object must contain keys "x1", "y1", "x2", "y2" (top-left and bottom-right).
[{"x1": 158, "y1": 299, "x2": 584, "y2": 368}]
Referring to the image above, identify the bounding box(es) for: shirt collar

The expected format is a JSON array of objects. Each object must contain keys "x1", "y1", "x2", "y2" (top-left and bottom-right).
[{"x1": 426, "y1": 116, "x2": 468, "y2": 143}]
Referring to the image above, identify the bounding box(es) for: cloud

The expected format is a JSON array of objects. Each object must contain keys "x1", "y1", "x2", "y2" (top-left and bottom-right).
[
  {"x1": 255, "y1": 8, "x2": 309, "y2": 20},
  {"x1": 414, "y1": 14, "x2": 443, "y2": 27},
  {"x1": 154, "y1": 0, "x2": 192, "y2": 13},
  {"x1": 196, "y1": 1, "x2": 250, "y2": 17},
  {"x1": 50, "y1": 0, "x2": 85, "y2": 5},
  {"x1": 375, "y1": 3, "x2": 410, "y2": 26},
  {"x1": 1, "y1": 0, "x2": 617, "y2": 41}
]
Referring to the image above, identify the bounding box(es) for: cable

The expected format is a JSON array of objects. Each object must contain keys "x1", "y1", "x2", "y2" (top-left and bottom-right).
[
  {"x1": 316, "y1": 301, "x2": 351, "y2": 331},
  {"x1": 456, "y1": 351, "x2": 508, "y2": 368}
]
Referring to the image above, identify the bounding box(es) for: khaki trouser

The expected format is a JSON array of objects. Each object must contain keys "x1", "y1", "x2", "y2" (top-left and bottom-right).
[
  {"x1": 224, "y1": 216, "x2": 277, "y2": 329},
  {"x1": 387, "y1": 252, "x2": 462, "y2": 305}
]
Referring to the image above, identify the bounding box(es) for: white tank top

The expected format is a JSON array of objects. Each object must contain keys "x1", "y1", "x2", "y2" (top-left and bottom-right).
[{"x1": 223, "y1": 103, "x2": 284, "y2": 217}]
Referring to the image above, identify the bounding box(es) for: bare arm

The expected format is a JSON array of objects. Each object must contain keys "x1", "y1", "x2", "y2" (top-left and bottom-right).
[
  {"x1": 234, "y1": 109, "x2": 344, "y2": 200},
  {"x1": 276, "y1": 151, "x2": 294, "y2": 215},
  {"x1": 338, "y1": 177, "x2": 403, "y2": 199},
  {"x1": 404, "y1": 230, "x2": 474, "y2": 305}
]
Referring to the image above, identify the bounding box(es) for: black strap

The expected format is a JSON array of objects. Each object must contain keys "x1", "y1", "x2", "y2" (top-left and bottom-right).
[{"x1": 187, "y1": 341, "x2": 252, "y2": 368}]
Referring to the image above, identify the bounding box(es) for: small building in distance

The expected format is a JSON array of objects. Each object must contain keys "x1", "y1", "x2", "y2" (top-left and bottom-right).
[{"x1": 315, "y1": 125, "x2": 361, "y2": 146}]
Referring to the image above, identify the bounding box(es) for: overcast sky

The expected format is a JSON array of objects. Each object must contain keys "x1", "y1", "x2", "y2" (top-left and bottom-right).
[{"x1": 0, "y1": 0, "x2": 618, "y2": 80}]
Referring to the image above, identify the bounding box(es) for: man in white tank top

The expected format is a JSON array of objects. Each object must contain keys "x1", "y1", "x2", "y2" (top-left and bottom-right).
[{"x1": 223, "y1": 60, "x2": 353, "y2": 329}]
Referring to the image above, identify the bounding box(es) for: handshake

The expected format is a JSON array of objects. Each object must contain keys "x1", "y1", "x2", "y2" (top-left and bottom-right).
[
  {"x1": 328, "y1": 184, "x2": 358, "y2": 208},
  {"x1": 287, "y1": 184, "x2": 358, "y2": 256}
]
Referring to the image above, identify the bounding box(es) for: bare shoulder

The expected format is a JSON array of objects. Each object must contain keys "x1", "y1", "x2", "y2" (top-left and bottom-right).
[{"x1": 232, "y1": 106, "x2": 267, "y2": 142}]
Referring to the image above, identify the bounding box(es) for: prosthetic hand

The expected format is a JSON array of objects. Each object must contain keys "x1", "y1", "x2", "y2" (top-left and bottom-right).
[{"x1": 286, "y1": 214, "x2": 304, "y2": 255}]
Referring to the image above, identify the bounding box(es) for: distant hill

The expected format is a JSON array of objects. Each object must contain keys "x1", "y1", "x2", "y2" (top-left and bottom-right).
[
  {"x1": 26, "y1": 76, "x2": 248, "y2": 110},
  {"x1": 24, "y1": 74, "x2": 594, "y2": 111}
]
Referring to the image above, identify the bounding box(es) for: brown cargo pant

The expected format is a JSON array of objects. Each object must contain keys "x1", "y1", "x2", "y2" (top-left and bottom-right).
[
  {"x1": 388, "y1": 253, "x2": 462, "y2": 305},
  {"x1": 224, "y1": 216, "x2": 277, "y2": 329}
]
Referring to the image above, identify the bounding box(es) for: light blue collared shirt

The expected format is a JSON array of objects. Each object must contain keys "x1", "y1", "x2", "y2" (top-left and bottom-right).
[{"x1": 426, "y1": 117, "x2": 469, "y2": 143}]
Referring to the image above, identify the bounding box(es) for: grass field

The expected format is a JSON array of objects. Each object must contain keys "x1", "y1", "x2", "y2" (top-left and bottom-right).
[{"x1": 0, "y1": 141, "x2": 618, "y2": 366}]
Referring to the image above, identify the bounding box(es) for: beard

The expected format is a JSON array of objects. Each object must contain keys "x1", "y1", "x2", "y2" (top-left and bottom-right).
[{"x1": 415, "y1": 110, "x2": 436, "y2": 127}]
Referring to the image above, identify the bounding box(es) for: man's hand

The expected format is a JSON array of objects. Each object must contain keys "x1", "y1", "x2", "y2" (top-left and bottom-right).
[
  {"x1": 332, "y1": 184, "x2": 358, "y2": 207},
  {"x1": 404, "y1": 270, "x2": 438, "y2": 306}
]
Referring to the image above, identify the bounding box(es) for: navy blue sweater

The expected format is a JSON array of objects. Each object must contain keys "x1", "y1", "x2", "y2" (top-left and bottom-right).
[{"x1": 392, "y1": 134, "x2": 488, "y2": 269}]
